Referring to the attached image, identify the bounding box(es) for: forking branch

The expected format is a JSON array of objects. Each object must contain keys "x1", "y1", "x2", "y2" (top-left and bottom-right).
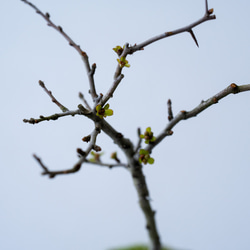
[
  {"x1": 20, "y1": 0, "x2": 98, "y2": 102},
  {"x1": 145, "y1": 83, "x2": 250, "y2": 154},
  {"x1": 20, "y1": 0, "x2": 250, "y2": 249},
  {"x1": 21, "y1": 0, "x2": 215, "y2": 109}
]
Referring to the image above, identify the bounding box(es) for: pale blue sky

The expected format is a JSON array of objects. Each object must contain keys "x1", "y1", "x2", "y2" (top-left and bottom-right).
[{"x1": 1, "y1": 1, "x2": 250, "y2": 250}]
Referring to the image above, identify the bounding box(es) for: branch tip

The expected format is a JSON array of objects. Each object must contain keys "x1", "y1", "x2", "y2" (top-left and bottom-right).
[
  {"x1": 167, "y1": 99, "x2": 173, "y2": 121},
  {"x1": 38, "y1": 80, "x2": 45, "y2": 88}
]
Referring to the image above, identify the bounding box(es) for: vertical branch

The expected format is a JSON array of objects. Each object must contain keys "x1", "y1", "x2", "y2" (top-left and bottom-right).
[
  {"x1": 205, "y1": 0, "x2": 208, "y2": 13},
  {"x1": 129, "y1": 159, "x2": 161, "y2": 250},
  {"x1": 81, "y1": 55, "x2": 98, "y2": 101},
  {"x1": 167, "y1": 99, "x2": 173, "y2": 121}
]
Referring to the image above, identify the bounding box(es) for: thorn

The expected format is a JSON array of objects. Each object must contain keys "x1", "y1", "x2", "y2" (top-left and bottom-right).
[{"x1": 189, "y1": 29, "x2": 199, "y2": 47}]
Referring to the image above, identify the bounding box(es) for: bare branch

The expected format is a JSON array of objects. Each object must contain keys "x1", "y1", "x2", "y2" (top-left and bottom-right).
[
  {"x1": 21, "y1": 0, "x2": 98, "y2": 101},
  {"x1": 78, "y1": 106, "x2": 161, "y2": 246},
  {"x1": 38, "y1": 80, "x2": 69, "y2": 112},
  {"x1": 33, "y1": 154, "x2": 83, "y2": 178},
  {"x1": 21, "y1": 1, "x2": 248, "y2": 250},
  {"x1": 83, "y1": 58, "x2": 98, "y2": 101},
  {"x1": 21, "y1": 0, "x2": 82, "y2": 55},
  {"x1": 127, "y1": 158, "x2": 161, "y2": 250},
  {"x1": 84, "y1": 160, "x2": 127, "y2": 168},
  {"x1": 134, "y1": 128, "x2": 142, "y2": 155},
  {"x1": 79, "y1": 92, "x2": 91, "y2": 110},
  {"x1": 205, "y1": 0, "x2": 209, "y2": 13},
  {"x1": 78, "y1": 104, "x2": 135, "y2": 157},
  {"x1": 128, "y1": 9, "x2": 215, "y2": 53},
  {"x1": 34, "y1": 126, "x2": 101, "y2": 178},
  {"x1": 108, "y1": 4, "x2": 215, "y2": 108},
  {"x1": 146, "y1": 83, "x2": 250, "y2": 153},
  {"x1": 23, "y1": 109, "x2": 81, "y2": 124},
  {"x1": 99, "y1": 74, "x2": 124, "y2": 106}
]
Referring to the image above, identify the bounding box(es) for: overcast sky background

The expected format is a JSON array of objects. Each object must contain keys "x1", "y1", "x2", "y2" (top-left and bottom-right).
[{"x1": 1, "y1": 1, "x2": 250, "y2": 250}]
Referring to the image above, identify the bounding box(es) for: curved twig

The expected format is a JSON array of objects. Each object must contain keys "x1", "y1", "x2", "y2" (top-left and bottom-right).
[{"x1": 34, "y1": 126, "x2": 101, "y2": 178}]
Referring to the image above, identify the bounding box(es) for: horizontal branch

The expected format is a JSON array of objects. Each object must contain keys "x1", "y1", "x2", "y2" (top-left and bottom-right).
[
  {"x1": 146, "y1": 83, "x2": 250, "y2": 153},
  {"x1": 23, "y1": 109, "x2": 81, "y2": 124},
  {"x1": 84, "y1": 160, "x2": 128, "y2": 168},
  {"x1": 129, "y1": 8, "x2": 215, "y2": 53}
]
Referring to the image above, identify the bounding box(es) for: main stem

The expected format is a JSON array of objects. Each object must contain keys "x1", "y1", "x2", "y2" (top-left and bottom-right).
[
  {"x1": 128, "y1": 158, "x2": 161, "y2": 250},
  {"x1": 79, "y1": 111, "x2": 162, "y2": 249}
]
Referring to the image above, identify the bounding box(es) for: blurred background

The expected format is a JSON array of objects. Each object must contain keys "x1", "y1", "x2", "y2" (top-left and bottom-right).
[{"x1": 1, "y1": 0, "x2": 250, "y2": 249}]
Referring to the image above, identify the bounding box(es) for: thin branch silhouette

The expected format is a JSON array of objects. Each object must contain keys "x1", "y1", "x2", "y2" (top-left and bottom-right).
[{"x1": 20, "y1": 1, "x2": 250, "y2": 250}]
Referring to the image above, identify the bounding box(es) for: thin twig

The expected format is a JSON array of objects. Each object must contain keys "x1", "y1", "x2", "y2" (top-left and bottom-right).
[
  {"x1": 134, "y1": 127, "x2": 142, "y2": 154},
  {"x1": 129, "y1": 9, "x2": 215, "y2": 52},
  {"x1": 167, "y1": 99, "x2": 173, "y2": 121},
  {"x1": 99, "y1": 74, "x2": 124, "y2": 106},
  {"x1": 21, "y1": 0, "x2": 98, "y2": 101},
  {"x1": 205, "y1": 0, "x2": 209, "y2": 14},
  {"x1": 109, "y1": 3, "x2": 215, "y2": 109},
  {"x1": 79, "y1": 92, "x2": 91, "y2": 110},
  {"x1": 21, "y1": 1, "x2": 226, "y2": 250},
  {"x1": 84, "y1": 160, "x2": 128, "y2": 168},
  {"x1": 113, "y1": 43, "x2": 130, "y2": 80},
  {"x1": 38, "y1": 80, "x2": 69, "y2": 112},
  {"x1": 23, "y1": 109, "x2": 81, "y2": 124},
  {"x1": 34, "y1": 126, "x2": 101, "y2": 177}
]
